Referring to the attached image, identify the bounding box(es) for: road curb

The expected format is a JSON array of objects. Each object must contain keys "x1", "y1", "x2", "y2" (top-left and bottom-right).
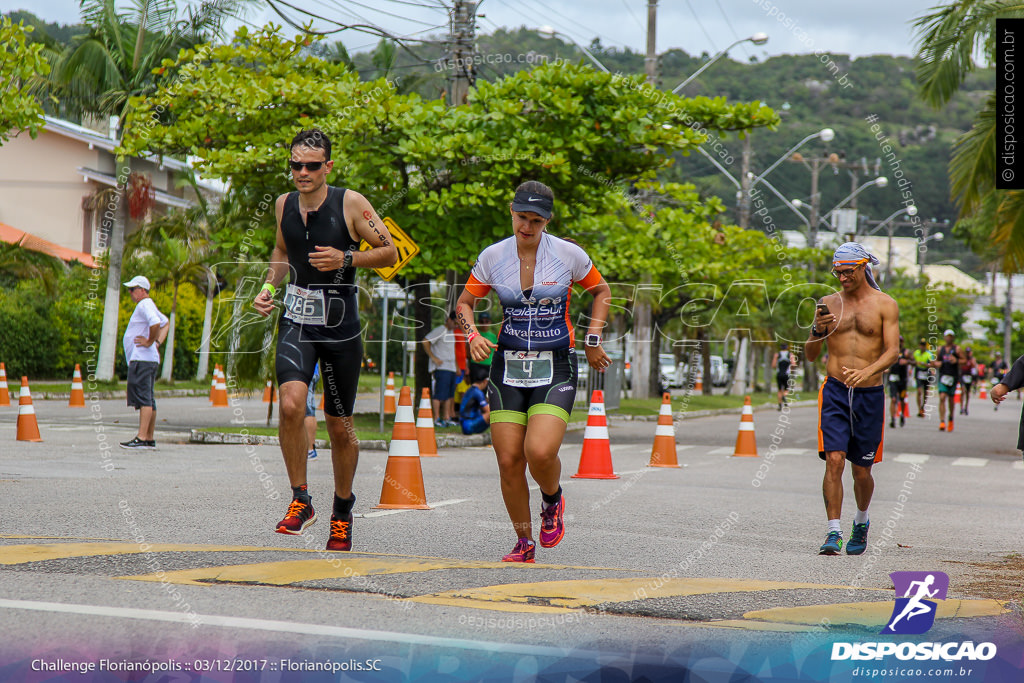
[
  {"x1": 189, "y1": 429, "x2": 493, "y2": 451},
  {"x1": 38, "y1": 389, "x2": 224, "y2": 401}
]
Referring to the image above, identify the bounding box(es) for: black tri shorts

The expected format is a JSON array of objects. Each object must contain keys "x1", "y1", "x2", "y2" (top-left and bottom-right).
[
  {"x1": 276, "y1": 317, "x2": 362, "y2": 418},
  {"x1": 488, "y1": 346, "x2": 578, "y2": 425}
]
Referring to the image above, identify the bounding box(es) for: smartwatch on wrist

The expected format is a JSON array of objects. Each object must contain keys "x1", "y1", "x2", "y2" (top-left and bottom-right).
[
  {"x1": 811, "y1": 326, "x2": 826, "y2": 338},
  {"x1": 342, "y1": 250, "x2": 353, "y2": 270},
  {"x1": 584, "y1": 334, "x2": 602, "y2": 348}
]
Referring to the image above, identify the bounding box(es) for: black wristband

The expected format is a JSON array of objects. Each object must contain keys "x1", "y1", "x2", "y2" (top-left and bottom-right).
[
  {"x1": 342, "y1": 250, "x2": 353, "y2": 270},
  {"x1": 811, "y1": 327, "x2": 826, "y2": 338}
]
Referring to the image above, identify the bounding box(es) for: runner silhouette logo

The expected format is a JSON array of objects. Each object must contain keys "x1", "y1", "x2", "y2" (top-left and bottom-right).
[{"x1": 881, "y1": 571, "x2": 949, "y2": 635}]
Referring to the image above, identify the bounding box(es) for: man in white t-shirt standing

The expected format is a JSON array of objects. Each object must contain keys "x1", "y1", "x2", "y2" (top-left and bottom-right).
[
  {"x1": 423, "y1": 311, "x2": 459, "y2": 426},
  {"x1": 120, "y1": 275, "x2": 168, "y2": 450}
]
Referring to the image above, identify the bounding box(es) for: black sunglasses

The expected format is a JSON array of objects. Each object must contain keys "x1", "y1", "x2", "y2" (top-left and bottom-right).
[{"x1": 289, "y1": 160, "x2": 324, "y2": 171}]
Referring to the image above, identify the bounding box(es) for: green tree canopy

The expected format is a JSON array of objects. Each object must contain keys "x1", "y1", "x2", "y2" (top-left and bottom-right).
[{"x1": 0, "y1": 17, "x2": 50, "y2": 145}]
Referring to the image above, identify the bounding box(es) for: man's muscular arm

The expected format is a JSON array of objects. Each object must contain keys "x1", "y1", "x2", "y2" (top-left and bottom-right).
[
  {"x1": 804, "y1": 296, "x2": 836, "y2": 362},
  {"x1": 308, "y1": 191, "x2": 398, "y2": 271}
]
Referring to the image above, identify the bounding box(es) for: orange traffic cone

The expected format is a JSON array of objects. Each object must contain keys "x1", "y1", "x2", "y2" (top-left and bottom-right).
[
  {"x1": 693, "y1": 371, "x2": 703, "y2": 394},
  {"x1": 212, "y1": 367, "x2": 229, "y2": 407},
  {"x1": 262, "y1": 380, "x2": 273, "y2": 403},
  {"x1": 903, "y1": 399, "x2": 910, "y2": 418},
  {"x1": 16, "y1": 377, "x2": 41, "y2": 442},
  {"x1": 979, "y1": 381, "x2": 988, "y2": 400},
  {"x1": 732, "y1": 396, "x2": 758, "y2": 457},
  {"x1": 209, "y1": 364, "x2": 218, "y2": 403},
  {"x1": 375, "y1": 385, "x2": 430, "y2": 509},
  {"x1": 416, "y1": 387, "x2": 438, "y2": 457},
  {"x1": 954, "y1": 384, "x2": 961, "y2": 405},
  {"x1": 573, "y1": 390, "x2": 619, "y2": 479},
  {"x1": 648, "y1": 393, "x2": 680, "y2": 467},
  {"x1": 0, "y1": 363, "x2": 9, "y2": 406},
  {"x1": 384, "y1": 372, "x2": 396, "y2": 414},
  {"x1": 68, "y1": 364, "x2": 86, "y2": 407}
]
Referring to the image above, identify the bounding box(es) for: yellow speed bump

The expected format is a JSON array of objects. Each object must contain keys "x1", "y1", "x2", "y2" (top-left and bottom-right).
[
  {"x1": 743, "y1": 599, "x2": 1009, "y2": 628},
  {"x1": 410, "y1": 577, "x2": 878, "y2": 614},
  {"x1": 0, "y1": 543, "x2": 260, "y2": 565}
]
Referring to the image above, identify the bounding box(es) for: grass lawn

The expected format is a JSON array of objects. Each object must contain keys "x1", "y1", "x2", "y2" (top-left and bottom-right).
[
  {"x1": 27, "y1": 378, "x2": 218, "y2": 392},
  {"x1": 614, "y1": 392, "x2": 779, "y2": 416}
]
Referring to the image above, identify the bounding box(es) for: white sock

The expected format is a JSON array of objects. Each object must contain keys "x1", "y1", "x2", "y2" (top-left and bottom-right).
[
  {"x1": 827, "y1": 519, "x2": 842, "y2": 534},
  {"x1": 854, "y1": 510, "x2": 869, "y2": 525}
]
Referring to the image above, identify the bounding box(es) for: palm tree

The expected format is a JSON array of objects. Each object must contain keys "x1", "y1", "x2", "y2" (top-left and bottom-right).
[
  {"x1": 46, "y1": 0, "x2": 246, "y2": 381},
  {"x1": 914, "y1": 2, "x2": 1024, "y2": 269},
  {"x1": 0, "y1": 242, "x2": 68, "y2": 298}
]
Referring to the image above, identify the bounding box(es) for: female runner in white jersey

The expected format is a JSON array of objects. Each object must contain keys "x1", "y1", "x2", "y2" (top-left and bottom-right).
[{"x1": 456, "y1": 181, "x2": 612, "y2": 562}]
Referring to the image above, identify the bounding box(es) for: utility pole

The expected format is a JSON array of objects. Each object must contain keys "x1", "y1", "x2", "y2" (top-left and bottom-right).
[
  {"x1": 447, "y1": 0, "x2": 477, "y2": 105},
  {"x1": 634, "y1": 0, "x2": 658, "y2": 398},
  {"x1": 738, "y1": 134, "x2": 752, "y2": 229}
]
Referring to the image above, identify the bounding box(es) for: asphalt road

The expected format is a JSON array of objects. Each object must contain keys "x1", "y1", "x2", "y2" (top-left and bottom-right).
[{"x1": 1, "y1": 390, "x2": 1022, "y2": 681}]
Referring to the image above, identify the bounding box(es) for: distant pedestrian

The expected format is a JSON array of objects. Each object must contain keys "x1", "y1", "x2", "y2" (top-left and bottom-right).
[
  {"x1": 423, "y1": 311, "x2": 459, "y2": 427},
  {"x1": 771, "y1": 343, "x2": 793, "y2": 410},
  {"x1": 459, "y1": 366, "x2": 491, "y2": 435},
  {"x1": 119, "y1": 275, "x2": 168, "y2": 450},
  {"x1": 912, "y1": 338, "x2": 934, "y2": 417},
  {"x1": 933, "y1": 330, "x2": 964, "y2": 432}
]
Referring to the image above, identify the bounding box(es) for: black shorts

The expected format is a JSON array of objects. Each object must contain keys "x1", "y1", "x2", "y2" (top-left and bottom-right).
[
  {"x1": 776, "y1": 372, "x2": 790, "y2": 391},
  {"x1": 488, "y1": 347, "x2": 578, "y2": 424},
  {"x1": 276, "y1": 318, "x2": 362, "y2": 417},
  {"x1": 888, "y1": 381, "x2": 907, "y2": 398},
  {"x1": 126, "y1": 361, "x2": 159, "y2": 409}
]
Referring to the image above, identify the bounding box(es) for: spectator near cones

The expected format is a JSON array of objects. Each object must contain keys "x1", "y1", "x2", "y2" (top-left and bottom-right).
[
  {"x1": 376, "y1": 386, "x2": 430, "y2": 509},
  {"x1": 732, "y1": 396, "x2": 758, "y2": 457},
  {"x1": 0, "y1": 362, "x2": 9, "y2": 406},
  {"x1": 251, "y1": 128, "x2": 398, "y2": 553},
  {"x1": 455, "y1": 179, "x2": 613, "y2": 564},
  {"x1": 416, "y1": 387, "x2": 439, "y2": 456},
  {"x1": 16, "y1": 376, "x2": 41, "y2": 442},
  {"x1": 68, "y1": 364, "x2": 86, "y2": 407},
  {"x1": 119, "y1": 275, "x2": 168, "y2": 451},
  {"x1": 805, "y1": 242, "x2": 901, "y2": 557},
  {"x1": 649, "y1": 393, "x2": 679, "y2": 467}
]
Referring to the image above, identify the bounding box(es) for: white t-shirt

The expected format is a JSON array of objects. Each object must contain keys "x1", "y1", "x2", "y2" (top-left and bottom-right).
[
  {"x1": 123, "y1": 297, "x2": 168, "y2": 364},
  {"x1": 425, "y1": 324, "x2": 457, "y2": 372}
]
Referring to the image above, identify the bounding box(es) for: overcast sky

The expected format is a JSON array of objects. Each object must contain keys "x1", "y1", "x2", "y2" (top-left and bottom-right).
[{"x1": 3, "y1": 0, "x2": 939, "y2": 60}]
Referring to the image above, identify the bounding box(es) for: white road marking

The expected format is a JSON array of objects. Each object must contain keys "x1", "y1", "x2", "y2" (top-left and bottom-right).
[
  {"x1": 950, "y1": 457, "x2": 988, "y2": 467},
  {"x1": 1012, "y1": 461, "x2": 1024, "y2": 470},
  {"x1": 775, "y1": 448, "x2": 810, "y2": 456},
  {"x1": 0, "y1": 598, "x2": 571, "y2": 657},
  {"x1": 893, "y1": 453, "x2": 930, "y2": 464},
  {"x1": 358, "y1": 498, "x2": 471, "y2": 518},
  {"x1": 707, "y1": 447, "x2": 734, "y2": 456}
]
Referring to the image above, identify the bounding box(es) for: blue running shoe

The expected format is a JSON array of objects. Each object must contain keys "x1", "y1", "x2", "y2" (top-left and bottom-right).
[
  {"x1": 819, "y1": 531, "x2": 843, "y2": 555},
  {"x1": 847, "y1": 522, "x2": 869, "y2": 555},
  {"x1": 307, "y1": 448, "x2": 318, "y2": 460}
]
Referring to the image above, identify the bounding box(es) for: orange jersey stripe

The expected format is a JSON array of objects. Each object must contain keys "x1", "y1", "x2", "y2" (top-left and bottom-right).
[
  {"x1": 576, "y1": 265, "x2": 603, "y2": 292},
  {"x1": 464, "y1": 274, "x2": 490, "y2": 298}
]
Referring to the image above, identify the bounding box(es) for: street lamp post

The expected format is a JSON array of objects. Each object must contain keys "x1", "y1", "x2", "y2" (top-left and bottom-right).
[
  {"x1": 539, "y1": 26, "x2": 610, "y2": 72},
  {"x1": 917, "y1": 218, "x2": 945, "y2": 279},
  {"x1": 861, "y1": 206, "x2": 918, "y2": 284},
  {"x1": 670, "y1": 32, "x2": 768, "y2": 94},
  {"x1": 820, "y1": 176, "x2": 888, "y2": 229}
]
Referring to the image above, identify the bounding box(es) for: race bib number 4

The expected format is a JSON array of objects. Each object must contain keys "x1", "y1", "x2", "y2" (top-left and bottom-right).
[
  {"x1": 283, "y1": 284, "x2": 326, "y2": 325},
  {"x1": 503, "y1": 350, "x2": 554, "y2": 388}
]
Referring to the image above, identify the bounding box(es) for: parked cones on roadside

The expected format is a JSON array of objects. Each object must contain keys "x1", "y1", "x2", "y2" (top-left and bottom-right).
[
  {"x1": 212, "y1": 366, "x2": 229, "y2": 407},
  {"x1": 416, "y1": 387, "x2": 438, "y2": 457},
  {"x1": 954, "y1": 384, "x2": 961, "y2": 405},
  {"x1": 648, "y1": 392, "x2": 680, "y2": 468},
  {"x1": 16, "y1": 376, "x2": 41, "y2": 442},
  {"x1": 693, "y1": 371, "x2": 703, "y2": 394},
  {"x1": 979, "y1": 382, "x2": 988, "y2": 400},
  {"x1": 209, "y1": 365, "x2": 219, "y2": 403},
  {"x1": 732, "y1": 395, "x2": 758, "y2": 457},
  {"x1": 68, "y1": 364, "x2": 86, "y2": 407},
  {"x1": 383, "y1": 372, "x2": 397, "y2": 414},
  {"x1": 573, "y1": 390, "x2": 619, "y2": 479},
  {"x1": 0, "y1": 363, "x2": 10, "y2": 407},
  {"x1": 262, "y1": 380, "x2": 273, "y2": 403},
  {"x1": 375, "y1": 385, "x2": 430, "y2": 509}
]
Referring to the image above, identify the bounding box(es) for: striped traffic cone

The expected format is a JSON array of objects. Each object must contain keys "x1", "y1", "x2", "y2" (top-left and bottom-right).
[
  {"x1": 954, "y1": 384, "x2": 962, "y2": 405},
  {"x1": 212, "y1": 367, "x2": 229, "y2": 407},
  {"x1": 732, "y1": 396, "x2": 758, "y2": 457},
  {"x1": 16, "y1": 377, "x2": 42, "y2": 442},
  {"x1": 648, "y1": 393, "x2": 680, "y2": 467},
  {"x1": 384, "y1": 372, "x2": 396, "y2": 414},
  {"x1": 979, "y1": 381, "x2": 988, "y2": 400},
  {"x1": 209, "y1": 365, "x2": 218, "y2": 403},
  {"x1": 573, "y1": 390, "x2": 618, "y2": 479},
  {"x1": 262, "y1": 380, "x2": 273, "y2": 403},
  {"x1": 693, "y1": 371, "x2": 703, "y2": 394},
  {"x1": 416, "y1": 387, "x2": 438, "y2": 457},
  {"x1": 68, "y1": 364, "x2": 86, "y2": 407},
  {"x1": 375, "y1": 385, "x2": 430, "y2": 509},
  {"x1": 0, "y1": 363, "x2": 9, "y2": 406},
  {"x1": 902, "y1": 399, "x2": 910, "y2": 418}
]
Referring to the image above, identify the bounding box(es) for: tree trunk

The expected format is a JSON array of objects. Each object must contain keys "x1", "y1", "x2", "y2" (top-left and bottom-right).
[
  {"x1": 160, "y1": 283, "x2": 178, "y2": 382},
  {"x1": 634, "y1": 290, "x2": 653, "y2": 398},
  {"x1": 196, "y1": 269, "x2": 215, "y2": 380},
  {"x1": 95, "y1": 162, "x2": 132, "y2": 380}
]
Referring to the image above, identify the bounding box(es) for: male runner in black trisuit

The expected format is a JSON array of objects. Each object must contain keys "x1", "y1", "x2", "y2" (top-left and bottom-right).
[{"x1": 253, "y1": 129, "x2": 397, "y2": 551}]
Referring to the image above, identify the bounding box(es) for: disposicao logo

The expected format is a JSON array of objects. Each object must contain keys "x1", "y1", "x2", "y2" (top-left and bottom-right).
[{"x1": 831, "y1": 571, "x2": 997, "y2": 662}]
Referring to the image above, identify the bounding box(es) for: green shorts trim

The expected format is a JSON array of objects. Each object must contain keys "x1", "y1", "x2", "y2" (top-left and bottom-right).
[
  {"x1": 491, "y1": 409, "x2": 527, "y2": 425},
  {"x1": 526, "y1": 403, "x2": 570, "y2": 423}
]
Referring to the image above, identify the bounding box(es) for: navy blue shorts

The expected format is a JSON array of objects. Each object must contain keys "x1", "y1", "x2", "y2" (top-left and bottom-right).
[
  {"x1": 460, "y1": 415, "x2": 488, "y2": 435},
  {"x1": 433, "y1": 370, "x2": 457, "y2": 401},
  {"x1": 817, "y1": 376, "x2": 885, "y2": 467}
]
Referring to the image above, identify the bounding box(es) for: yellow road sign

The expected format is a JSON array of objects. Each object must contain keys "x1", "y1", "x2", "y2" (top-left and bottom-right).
[{"x1": 360, "y1": 216, "x2": 418, "y2": 281}]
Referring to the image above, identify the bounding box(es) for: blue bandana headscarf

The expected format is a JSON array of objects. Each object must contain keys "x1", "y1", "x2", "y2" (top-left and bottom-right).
[{"x1": 833, "y1": 242, "x2": 881, "y2": 291}]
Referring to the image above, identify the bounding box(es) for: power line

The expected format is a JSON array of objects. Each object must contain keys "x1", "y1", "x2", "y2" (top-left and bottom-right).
[
  {"x1": 332, "y1": 0, "x2": 444, "y2": 27},
  {"x1": 514, "y1": 0, "x2": 630, "y2": 51},
  {"x1": 620, "y1": 0, "x2": 644, "y2": 32},
  {"x1": 713, "y1": 0, "x2": 751, "y2": 60},
  {"x1": 683, "y1": 0, "x2": 717, "y2": 54}
]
